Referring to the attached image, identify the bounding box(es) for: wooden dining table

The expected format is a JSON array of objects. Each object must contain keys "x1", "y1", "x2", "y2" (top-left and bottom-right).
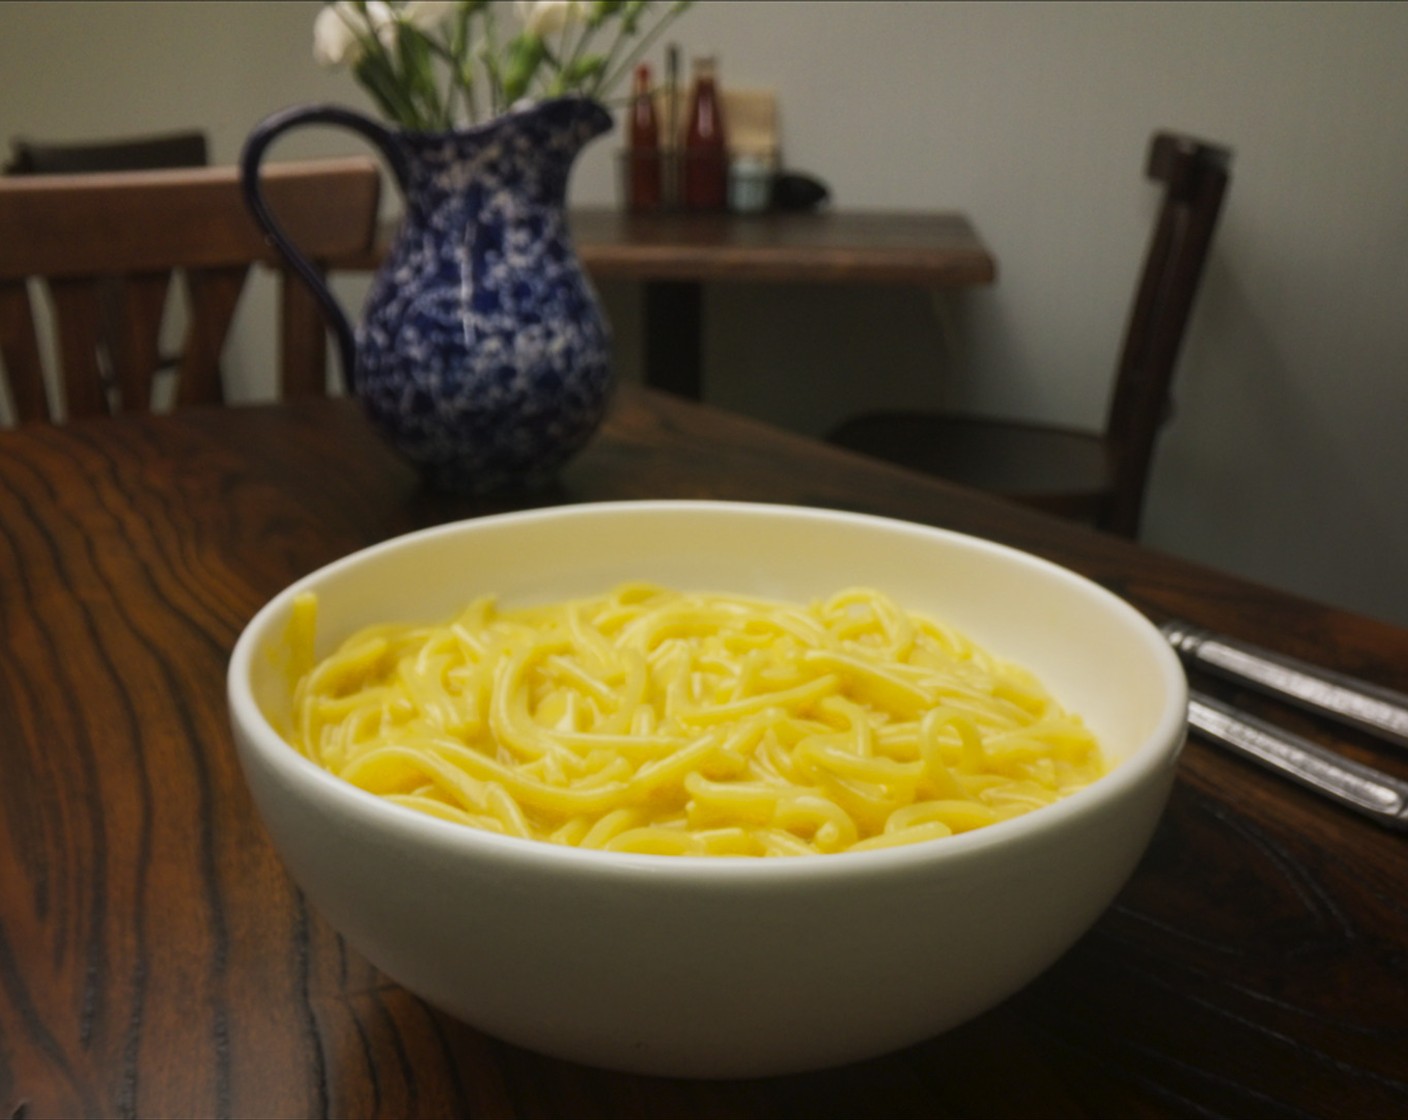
[{"x1": 2, "y1": 384, "x2": 1405, "y2": 1118}]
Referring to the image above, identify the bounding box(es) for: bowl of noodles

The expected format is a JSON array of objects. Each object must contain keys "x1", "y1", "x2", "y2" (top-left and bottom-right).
[{"x1": 228, "y1": 500, "x2": 1186, "y2": 1078}]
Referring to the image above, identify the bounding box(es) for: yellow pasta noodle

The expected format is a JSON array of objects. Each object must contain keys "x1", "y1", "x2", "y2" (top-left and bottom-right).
[{"x1": 283, "y1": 584, "x2": 1104, "y2": 856}]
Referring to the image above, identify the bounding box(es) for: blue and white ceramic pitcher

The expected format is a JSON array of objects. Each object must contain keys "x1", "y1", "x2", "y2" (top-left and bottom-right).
[{"x1": 241, "y1": 97, "x2": 614, "y2": 495}]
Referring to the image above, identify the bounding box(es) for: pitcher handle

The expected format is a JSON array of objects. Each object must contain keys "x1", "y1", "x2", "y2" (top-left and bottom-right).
[{"x1": 239, "y1": 104, "x2": 409, "y2": 392}]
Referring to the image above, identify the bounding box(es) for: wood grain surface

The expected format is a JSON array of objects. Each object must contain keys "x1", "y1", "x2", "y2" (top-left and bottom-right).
[
  {"x1": 1, "y1": 386, "x2": 1405, "y2": 1118},
  {"x1": 346, "y1": 208, "x2": 999, "y2": 287},
  {"x1": 570, "y1": 207, "x2": 998, "y2": 286}
]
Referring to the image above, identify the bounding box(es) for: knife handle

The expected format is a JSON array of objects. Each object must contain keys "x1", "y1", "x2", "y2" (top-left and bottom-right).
[
  {"x1": 1188, "y1": 692, "x2": 1408, "y2": 829},
  {"x1": 1163, "y1": 621, "x2": 1408, "y2": 750}
]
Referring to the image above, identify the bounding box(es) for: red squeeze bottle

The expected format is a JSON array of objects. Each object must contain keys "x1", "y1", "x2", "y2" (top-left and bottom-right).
[
  {"x1": 682, "y1": 56, "x2": 727, "y2": 212},
  {"x1": 628, "y1": 63, "x2": 662, "y2": 212}
]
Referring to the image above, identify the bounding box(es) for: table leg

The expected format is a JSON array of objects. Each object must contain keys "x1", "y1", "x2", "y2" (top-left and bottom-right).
[{"x1": 642, "y1": 280, "x2": 703, "y2": 399}]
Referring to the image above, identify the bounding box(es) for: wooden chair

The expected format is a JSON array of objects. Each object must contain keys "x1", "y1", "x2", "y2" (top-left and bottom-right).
[
  {"x1": 4, "y1": 130, "x2": 210, "y2": 175},
  {"x1": 828, "y1": 130, "x2": 1233, "y2": 538},
  {"x1": 0, "y1": 159, "x2": 380, "y2": 422},
  {"x1": 4, "y1": 129, "x2": 212, "y2": 394}
]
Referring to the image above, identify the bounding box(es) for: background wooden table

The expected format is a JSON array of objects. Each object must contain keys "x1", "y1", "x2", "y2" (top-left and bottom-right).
[
  {"x1": 572, "y1": 208, "x2": 996, "y2": 399},
  {"x1": 2, "y1": 386, "x2": 1405, "y2": 1118}
]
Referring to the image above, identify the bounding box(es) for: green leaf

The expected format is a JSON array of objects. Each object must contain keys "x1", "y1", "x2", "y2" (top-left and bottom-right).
[
  {"x1": 502, "y1": 32, "x2": 548, "y2": 103},
  {"x1": 590, "y1": 1, "x2": 626, "y2": 29},
  {"x1": 564, "y1": 54, "x2": 608, "y2": 84}
]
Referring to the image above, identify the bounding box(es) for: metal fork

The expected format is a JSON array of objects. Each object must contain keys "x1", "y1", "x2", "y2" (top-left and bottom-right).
[
  {"x1": 1162, "y1": 620, "x2": 1408, "y2": 750},
  {"x1": 1186, "y1": 691, "x2": 1408, "y2": 830},
  {"x1": 1161, "y1": 620, "x2": 1408, "y2": 829}
]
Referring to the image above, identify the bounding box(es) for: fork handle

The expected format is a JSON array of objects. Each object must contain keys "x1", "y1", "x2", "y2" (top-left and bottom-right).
[
  {"x1": 1164, "y1": 621, "x2": 1408, "y2": 750},
  {"x1": 1188, "y1": 692, "x2": 1408, "y2": 829}
]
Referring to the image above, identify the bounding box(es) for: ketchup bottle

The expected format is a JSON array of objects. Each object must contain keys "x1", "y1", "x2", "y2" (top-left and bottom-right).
[
  {"x1": 682, "y1": 56, "x2": 727, "y2": 212},
  {"x1": 628, "y1": 63, "x2": 662, "y2": 212}
]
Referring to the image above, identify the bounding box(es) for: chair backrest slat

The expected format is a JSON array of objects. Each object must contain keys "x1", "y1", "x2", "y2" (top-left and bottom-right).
[
  {"x1": 177, "y1": 265, "x2": 251, "y2": 406},
  {"x1": 0, "y1": 279, "x2": 48, "y2": 422},
  {"x1": 280, "y1": 269, "x2": 333, "y2": 399},
  {"x1": 110, "y1": 273, "x2": 170, "y2": 412},
  {"x1": 1102, "y1": 130, "x2": 1232, "y2": 536},
  {"x1": 47, "y1": 277, "x2": 108, "y2": 417}
]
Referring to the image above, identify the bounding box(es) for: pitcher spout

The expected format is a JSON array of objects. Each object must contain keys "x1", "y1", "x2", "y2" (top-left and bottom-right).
[{"x1": 394, "y1": 97, "x2": 613, "y2": 210}]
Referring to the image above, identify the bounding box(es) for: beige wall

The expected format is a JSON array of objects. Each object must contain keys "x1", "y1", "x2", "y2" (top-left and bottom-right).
[{"x1": 3, "y1": 2, "x2": 1407, "y2": 626}]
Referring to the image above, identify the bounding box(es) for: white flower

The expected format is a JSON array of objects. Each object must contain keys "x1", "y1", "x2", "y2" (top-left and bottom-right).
[
  {"x1": 516, "y1": 0, "x2": 588, "y2": 38},
  {"x1": 308, "y1": 0, "x2": 694, "y2": 128},
  {"x1": 313, "y1": 1, "x2": 395, "y2": 68},
  {"x1": 376, "y1": 1, "x2": 458, "y2": 54},
  {"x1": 399, "y1": 1, "x2": 459, "y2": 31}
]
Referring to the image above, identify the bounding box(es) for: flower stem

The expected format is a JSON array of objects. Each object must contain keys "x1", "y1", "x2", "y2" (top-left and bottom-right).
[{"x1": 597, "y1": 1, "x2": 691, "y2": 98}]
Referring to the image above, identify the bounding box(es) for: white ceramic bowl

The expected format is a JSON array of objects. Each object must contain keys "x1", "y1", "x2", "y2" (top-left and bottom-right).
[{"x1": 228, "y1": 501, "x2": 1186, "y2": 1078}]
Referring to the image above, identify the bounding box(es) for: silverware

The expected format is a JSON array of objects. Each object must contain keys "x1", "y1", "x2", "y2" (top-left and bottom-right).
[
  {"x1": 1163, "y1": 620, "x2": 1408, "y2": 750},
  {"x1": 1188, "y1": 691, "x2": 1408, "y2": 830}
]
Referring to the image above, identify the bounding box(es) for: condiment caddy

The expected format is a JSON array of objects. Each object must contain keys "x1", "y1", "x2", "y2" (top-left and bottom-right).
[{"x1": 620, "y1": 48, "x2": 783, "y2": 215}]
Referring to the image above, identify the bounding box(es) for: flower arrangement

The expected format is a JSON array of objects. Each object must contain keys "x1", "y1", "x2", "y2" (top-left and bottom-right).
[{"x1": 313, "y1": 0, "x2": 692, "y2": 131}]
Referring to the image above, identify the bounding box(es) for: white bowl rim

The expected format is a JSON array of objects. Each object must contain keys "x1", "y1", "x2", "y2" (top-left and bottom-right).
[{"x1": 228, "y1": 499, "x2": 1188, "y2": 883}]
